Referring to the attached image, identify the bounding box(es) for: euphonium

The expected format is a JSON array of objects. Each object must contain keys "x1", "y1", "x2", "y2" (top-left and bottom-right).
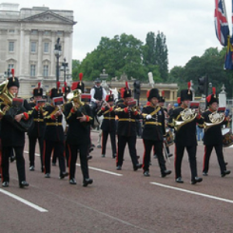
[
  {"x1": 204, "y1": 111, "x2": 225, "y2": 130},
  {"x1": 0, "y1": 80, "x2": 14, "y2": 116},
  {"x1": 66, "y1": 89, "x2": 84, "y2": 110},
  {"x1": 173, "y1": 108, "x2": 197, "y2": 131}
]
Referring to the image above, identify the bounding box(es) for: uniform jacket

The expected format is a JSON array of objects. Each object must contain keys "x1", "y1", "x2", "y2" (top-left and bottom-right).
[
  {"x1": 115, "y1": 102, "x2": 141, "y2": 137},
  {"x1": 97, "y1": 105, "x2": 116, "y2": 132},
  {"x1": 168, "y1": 106, "x2": 203, "y2": 146},
  {"x1": 1, "y1": 99, "x2": 32, "y2": 147},
  {"x1": 43, "y1": 105, "x2": 64, "y2": 142},
  {"x1": 141, "y1": 104, "x2": 165, "y2": 141},
  {"x1": 27, "y1": 102, "x2": 46, "y2": 138},
  {"x1": 64, "y1": 102, "x2": 93, "y2": 145}
]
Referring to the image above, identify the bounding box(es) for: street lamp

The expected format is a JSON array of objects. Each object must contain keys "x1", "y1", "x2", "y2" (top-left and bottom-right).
[
  {"x1": 60, "y1": 58, "x2": 69, "y2": 83},
  {"x1": 54, "y1": 37, "x2": 62, "y2": 83}
]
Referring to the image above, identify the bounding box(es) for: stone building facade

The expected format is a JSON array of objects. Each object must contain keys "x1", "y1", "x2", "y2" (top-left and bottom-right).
[{"x1": 0, "y1": 3, "x2": 76, "y2": 97}]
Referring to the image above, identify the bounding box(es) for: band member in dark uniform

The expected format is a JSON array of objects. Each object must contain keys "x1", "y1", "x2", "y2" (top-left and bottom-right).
[
  {"x1": 142, "y1": 88, "x2": 172, "y2": 177},
  {"x1": 200, "y1": 87, "x2": 231, "y2": 177},
  {"x1": 64, "y1": 82, "x2": 93, "y2": 187},
  {"x1": 168, "y1": 82, "x2": 203, "y2": 184},
  {"x1": 0, "y1": 70, "x2": 32, "y2": 188},
  {"x1": 115, "y1": 82, "x2": 142, "y2": 171},
  {"x1": 43, "y1": 82, "x2": 68, "y2": 179},
  {"x1": 97, "y1": 92, "x2": 116, "y2": 158},
  {"x1": 27, "y1": 82, "x2": 45, "y2": 172}
]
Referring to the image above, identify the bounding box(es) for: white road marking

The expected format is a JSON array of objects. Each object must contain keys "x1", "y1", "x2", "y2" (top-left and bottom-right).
[
  {"x1": 0, "y1": 188, "x2": 48, "y2": 212},
  {"x1": 24, "y1": 150, "x2": 122, "y2": 176},
  {"x1": 76, "y1": 163, "x2": 123, "y2": 176},
  {"x1": 151, "y1": 182, "x2": 233, "y2": 204}
]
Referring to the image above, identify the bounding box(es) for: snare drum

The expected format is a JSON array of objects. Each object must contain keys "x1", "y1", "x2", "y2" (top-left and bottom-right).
[
  {"x1": 165, "y1": 129, "x2": 174, "y2": 147},
  {"x1": 222, "y1": 128, "x2": 233, "y2": 147}
]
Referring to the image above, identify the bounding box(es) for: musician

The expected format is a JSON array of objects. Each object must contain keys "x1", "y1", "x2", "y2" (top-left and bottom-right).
[
  {"x1": 200, "y1": 87, "x2": 231, "y2": 177},
  {"x1": 97, "y1": 92, "x2": 117, "y2": 158},
  {"x1": 115, "y1": 82, "x2": 142, "y2": 171},
  {"x1": 43, "y1": 82, "x2": 68, "y2": 179},
  {"x1": 64, "y1": 82, "x2": 93, "y2": 187},
  {"x1": 0, "y1": 73, "x2": 32, "y2": 188},
  {"x1": 168, "y1": 82, "x2": 203, "y2": 184},
  {"x1": 27, "y1": 82, "x2": 45, "y2": 172},
  {"x1": 141, "y1": 88, "x2": 172, "y2": 177},
  {"x1": 158, "y1": 91, "x2": 173, "y2": 158}
]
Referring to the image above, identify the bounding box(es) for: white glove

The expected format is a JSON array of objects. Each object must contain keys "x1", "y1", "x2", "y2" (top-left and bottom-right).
[{"x1": 146, "y1": 114, "x2": 152, "y2": 120}]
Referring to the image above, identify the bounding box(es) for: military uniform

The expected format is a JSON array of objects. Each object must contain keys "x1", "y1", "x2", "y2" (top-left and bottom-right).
[
  {"x1": 142, "y1": 88, "x2": 171, "y2": 177},
  {"x1": 1, "y1": 74, "x2": 32, "y2": 188},
  {"x1": 168, "y1": 84, "x2": 203, "y2": 184},
  {"x1": 43, "y1": 85, "x2": 67, "y2": 179},
  {"x1": 200, "y1": 90, "x2": 230, "y2": 177},
  {"x1": 27, "y1": 83, "x2": 45, "y2": 172},
  {"x1": 97, "y1": 93, "x2": 116, "y2": 158},
  {"x1": 64, "y1": 83, "x2": 93, "y2": 187},
  {"x1": 115, "y1": 83, "x2": 142, "y2": 171}
]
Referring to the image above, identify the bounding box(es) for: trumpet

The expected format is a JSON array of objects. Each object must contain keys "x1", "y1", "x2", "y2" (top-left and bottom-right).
[{"x1": 173, "y1": 108, "x2": 197, "y2": 131}]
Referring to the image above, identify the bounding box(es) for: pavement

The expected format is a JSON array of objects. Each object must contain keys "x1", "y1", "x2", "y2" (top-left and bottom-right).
[{"x1": 0, "y1": 131, "x2": 233, "y2": 233}]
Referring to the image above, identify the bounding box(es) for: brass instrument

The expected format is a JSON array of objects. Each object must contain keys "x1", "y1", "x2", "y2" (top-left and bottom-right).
[
  {"x1": 66, "y1": 89, "x2": 84, "y2": 110},
  {"x1": 0, "y1": 80, "x2": 15, "y2": 116},
  {"x1": 204, "y1": 111, "x2": 225, "y2": 131},
  {"x1": 173, "y1": 108, "x2": 197, "y2": 131}
]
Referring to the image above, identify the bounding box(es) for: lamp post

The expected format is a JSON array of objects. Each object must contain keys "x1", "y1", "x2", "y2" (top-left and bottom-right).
[
  {"x1": 54, "y1": 37, "x2": 62, "y2": 83},
  {"x1": 60, "y1": 58, "x2": 69, "y2": 83}
]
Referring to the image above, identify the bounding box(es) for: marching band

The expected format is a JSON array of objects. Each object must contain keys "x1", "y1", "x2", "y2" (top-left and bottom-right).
[{"x1": 0, "y1": 70, "x2": 232, "y2": 189}]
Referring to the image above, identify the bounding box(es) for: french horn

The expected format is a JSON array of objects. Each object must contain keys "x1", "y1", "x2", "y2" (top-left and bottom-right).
[{"x1": 204, "y1": 111, "x2": 225, "y2": 130}]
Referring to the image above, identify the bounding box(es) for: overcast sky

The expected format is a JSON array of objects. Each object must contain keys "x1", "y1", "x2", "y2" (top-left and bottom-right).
[{"x1": 2, "y1": 0, "x2": 232, "y2": 70}]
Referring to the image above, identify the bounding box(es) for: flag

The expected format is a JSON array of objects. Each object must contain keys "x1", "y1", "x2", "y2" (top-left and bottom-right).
[
  {"x1": 224, "y1": 36, "x2": 233, "y2": 70},
  {"x1": 214, "y1": 0, "x2": 229, "y2": 46}
]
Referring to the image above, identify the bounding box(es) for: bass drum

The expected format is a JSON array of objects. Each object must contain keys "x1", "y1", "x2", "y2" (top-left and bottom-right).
[
  {"x1": 222, "y1": 128, "x2": 233, "y2": 147},
  {"x1": 165, "y1": 129, "x2": 174, "y2": 147}
]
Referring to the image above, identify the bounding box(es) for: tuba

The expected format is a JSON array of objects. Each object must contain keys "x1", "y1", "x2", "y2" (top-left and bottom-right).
[
  {"x1": 204, "y1": 111, "x2": 225, "y2": 131},
  {"x1": 173, "y1": 108, "x2": 197, "y2": 131}
]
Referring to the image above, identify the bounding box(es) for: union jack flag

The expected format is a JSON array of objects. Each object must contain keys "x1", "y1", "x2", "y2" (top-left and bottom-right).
[{"x1": 214, "y1": 0, "x2": 229, "y2": 46}]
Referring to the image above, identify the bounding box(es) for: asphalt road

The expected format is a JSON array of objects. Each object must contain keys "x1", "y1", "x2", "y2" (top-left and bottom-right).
[{"x1": 0, "y1": 131, "x2": 233, "y2": 233}]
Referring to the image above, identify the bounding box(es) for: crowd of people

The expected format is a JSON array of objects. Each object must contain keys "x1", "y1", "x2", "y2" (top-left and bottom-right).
[{"x1": 0, "y1": 71, "x2": 231, "y2": 189}]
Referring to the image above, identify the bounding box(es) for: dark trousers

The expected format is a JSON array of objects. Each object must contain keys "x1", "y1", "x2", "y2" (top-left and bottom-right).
[
  {"x1": 117, "y1": 135, "x2": 138, "y2": 167},
  {"x1": 203, "y1": 144, "x2": 226, "y2": 174},
  {"x1": 101, "y1": 130, "x2": 116, "y2": 156},
  {"x1": 67, "y1": 143, "x2": 89, "y2": 180},
  {"x1": 43, "y1": 140, "x2": 65, "y2": 175},
  {"x1": 175, "y1": 144, "x2": 197, "y2": 180},
  {"x1": 28, "y1": 136, "x2": 43, "y2": 169},
  {"x1": 1, "y1": 146, "x2": 26, "y2": 185},
  {"x1": 143, "y1": 139, "x2": 166, "y2": 173}
]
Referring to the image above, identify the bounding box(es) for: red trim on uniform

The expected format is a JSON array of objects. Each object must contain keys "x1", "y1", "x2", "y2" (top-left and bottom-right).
[
  {"x1": 35, "y1": 105, "x2": 39, "y2": 111},
  {"x1": 71, "y1": 108, "x2": 75, "y2": 113},
  {"x1": 142, "y1": 139, "x2": 146, "y2": 171},
  {"x1": 203, "y1": 145, "x2": 207, "y2": 172},
  {"x1": 86, "y1": 115, "x2": 90, "y2": 122},
  {"x1": 196, "y1": 114, "x2": 201, "y2": 119},
  {"x1": 23, "y1": 112, "x2": 29, "y2": 120},
  {"x1": 101, "y1": 107, "x2": 105, "y2": 111},
  {"x1": 134, "y1": 111, "x2": 138, "y2": 115},
  {"x1": 116, "y1": 135, "x2": 119, "y2": 165},
  {"x1": 109, "y1": 107, "x2": 113, "y2": 112},
  {"x1": 51, "y1": 114, "x2": 56, "y2": 120},
  {"x1": 101, "y1": 131, "x2": 104, "y2": 154},
  {"x1": 67, "y1": 144, "x2": 72, "y2": 179},
  {"x1": 124, "y1": 107, "x2": 128, "y2": 113}
]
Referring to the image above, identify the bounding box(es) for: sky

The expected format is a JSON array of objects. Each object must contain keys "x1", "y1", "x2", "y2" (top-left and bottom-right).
[{"x1": 1, "y1": 0, "x2": 232, "y2": 71}]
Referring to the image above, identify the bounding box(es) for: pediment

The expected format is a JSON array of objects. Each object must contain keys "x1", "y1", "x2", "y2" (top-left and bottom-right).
[{"x1": 21, "y1": 10, "x2": 76, "y2": 25}]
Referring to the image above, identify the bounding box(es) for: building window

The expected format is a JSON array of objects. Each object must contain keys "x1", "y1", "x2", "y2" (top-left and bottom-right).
[
  {"x1": 44, "y1": 31, "x2": 50, "y2": 36},
  {"x1": 9, "y1": 42, "x2": 14, "y2": 52},
  {"x1": 44, "y1": 43, "x2": 49, "y2": 53},
  {"x1": 31, "y1": 42, "x2": 37, "y2": 53},
  {"x1": 31, "y1": 30, "x2": 38, "y2": 35},
  {"x1": 9, "y1": 29, "x2": 15, "y2": 33},
  {"x1": 30, "y1": 65, "x2": 36, "y2": 77},
  {"x1": 43, "y1": 65, "x2": 49, "y2": 77}
]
